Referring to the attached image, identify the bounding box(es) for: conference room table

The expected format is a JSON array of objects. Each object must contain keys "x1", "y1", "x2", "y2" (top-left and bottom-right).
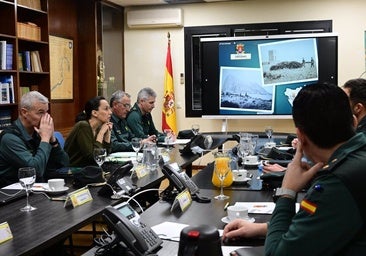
[{"x1": 0, "y1": 135, "x2": 231, "y2": 256}]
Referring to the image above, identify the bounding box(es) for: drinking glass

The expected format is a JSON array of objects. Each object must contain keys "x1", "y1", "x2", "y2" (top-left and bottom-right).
[
  {"x1": 18, "y1": 167, "x2": 36, "y2": 212},
  {"x1": 94, "y1": 148, "x2": 107, "y2": 169},
  {"x1": 238, "y1": 139, "x2": 251, "y2": 166},
  {"x1": 191, "y1": 124, "x2": 200, "y2": 136},
  {"x1": 131, "y1": 138, "x2": 142, "y2": 161},
  {"x1": 164, "y1": 129, "x2": 173, "y2": 151},
  {"x1": 214, "y1": 156, "x2": 230, "y2": 200},
  {"x1": 265, "y1": 126, "x2": 273, "y2": 142}
]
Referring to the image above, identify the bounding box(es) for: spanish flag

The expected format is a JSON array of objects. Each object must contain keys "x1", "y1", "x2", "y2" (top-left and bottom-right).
[{"x1": 162, "y1": 32, "x2": 177, "y2": 134}]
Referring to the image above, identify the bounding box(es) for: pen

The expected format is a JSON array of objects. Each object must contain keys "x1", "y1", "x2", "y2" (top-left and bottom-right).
[{"x1": 224, "y1": 202, "x2": 229, "y2": 211}]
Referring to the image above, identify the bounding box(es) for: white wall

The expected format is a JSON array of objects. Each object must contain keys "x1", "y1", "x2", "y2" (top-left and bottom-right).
[{"x1": 123, "y1": 0, "x2": 366, "y2": 135}]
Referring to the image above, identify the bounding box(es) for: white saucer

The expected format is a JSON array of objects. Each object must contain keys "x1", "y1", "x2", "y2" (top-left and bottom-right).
[
  {"x1": 244, "y1": 161, "x2": 260, "y2": 166},
  {"x1": 45, "y1": 186, "x2": 69, "y2": 195},
  {"x1": 233, "y1": 177, "x2": 251, "y2": 184},
  {"x1": 221, "y1": 216, "x2": 255, "y2": 224}
]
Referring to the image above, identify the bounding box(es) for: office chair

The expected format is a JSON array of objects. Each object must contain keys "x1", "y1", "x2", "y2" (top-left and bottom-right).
[{"x1": 54, "y1": 131, "x2": 65, "y2": 148}]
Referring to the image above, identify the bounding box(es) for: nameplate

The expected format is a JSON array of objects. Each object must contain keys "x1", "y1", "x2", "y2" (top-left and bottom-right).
[
  {"x1": 64, "y1": 187, "x2": 93, "y2": 208},
  {"x1": 170, "y1": 189, "x2": 192, "y2": 212},
  {"x1": 134, "y1": 164, "x2": 148, "y2": 179},
  {"x1": 0, "y1": 222, "x2": 13, "y2": 244}
]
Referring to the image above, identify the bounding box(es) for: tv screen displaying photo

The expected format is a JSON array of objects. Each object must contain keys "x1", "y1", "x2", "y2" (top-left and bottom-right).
[{"x1": 201, "y1": 33, "x2": 338, "y2": 118}]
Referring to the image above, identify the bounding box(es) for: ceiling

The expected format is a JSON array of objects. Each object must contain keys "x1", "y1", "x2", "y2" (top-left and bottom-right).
[{"x1": 108, "y1": 0, "x2": 237, "y2": 7}]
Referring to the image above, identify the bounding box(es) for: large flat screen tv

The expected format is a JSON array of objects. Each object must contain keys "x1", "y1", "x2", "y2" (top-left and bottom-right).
[{"x1": 200, "y1": 33, "x2": 338, "y2": 119}]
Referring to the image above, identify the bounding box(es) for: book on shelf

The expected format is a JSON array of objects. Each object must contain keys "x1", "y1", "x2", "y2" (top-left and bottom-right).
[
  {"x1": 0, "y1": 41, "x2": 6, "y2": 70},
  {"x1": 0, "y1": 109, "x2": 12, "y2": 130},
  {"x1": 18, "y1": 53, "x2": 23, "y2": 71},
  {"x1": 6, "y1": 43, "x2": 13, "y2": 70},
  {"x1": 21, "y1": 51, "x2": 31, "y2": 72},
  {"x1": 30, "y1": 51, "x2": 42, "y2": 72},
  {"x1": 19, "y1": 86, "x2": 30, "y2": 99},
  {"x1": 0, "y1": 76, "x2": 15, "y2": 103},
  {"x1": 0, "y1": 82, "x2": 10, "y2": 104}
]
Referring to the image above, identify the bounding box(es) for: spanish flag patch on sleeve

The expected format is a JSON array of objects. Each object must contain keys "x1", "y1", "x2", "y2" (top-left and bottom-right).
[{"x1": 300, "y1": 199, "x2": 317, "y2": 214}]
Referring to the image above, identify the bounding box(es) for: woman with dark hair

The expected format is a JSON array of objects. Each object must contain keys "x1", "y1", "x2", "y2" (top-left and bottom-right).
[{"x1": 65, "y1": 96, "x2": 112, "y2": 167}]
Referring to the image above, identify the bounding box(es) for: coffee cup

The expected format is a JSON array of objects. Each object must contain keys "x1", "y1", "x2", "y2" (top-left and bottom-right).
[
  {"x1": 227, "y1": 205, "x2": 249, "y2": 221},
  {"x1": 232, "y1": 169, "x2": 248, "y2": 182},
  {"x1": 48, "y1": 179, "x2": 65, "y2": 191},
  {"x1": 244, "y1": 155, "x2": 258, "y2": 165},
  {"x1": 264, "y1": 142, "x2": 276, "y2": 148}
]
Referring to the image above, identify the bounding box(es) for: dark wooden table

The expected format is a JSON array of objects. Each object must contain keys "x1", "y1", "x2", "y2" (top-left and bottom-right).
[{"x1": 0, "y1": 187, "x2": 113, "y2": 256}]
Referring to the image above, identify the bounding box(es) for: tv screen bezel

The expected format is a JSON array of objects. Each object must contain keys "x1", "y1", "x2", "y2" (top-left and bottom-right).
[{"x1": 200, "y1": 32, "x2": 338, "y2": 119}]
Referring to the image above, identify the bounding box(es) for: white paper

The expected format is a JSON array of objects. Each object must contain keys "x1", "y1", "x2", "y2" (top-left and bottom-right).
[
  {"x1": 161, "y1": 139, "x2": 191, "y2": 145},
  {"x1": 235, "y1": 202, "x2": 300, "y2": 214},
  {"x1": 151, "y1": 221, "x2": 189, "y2": 241}
]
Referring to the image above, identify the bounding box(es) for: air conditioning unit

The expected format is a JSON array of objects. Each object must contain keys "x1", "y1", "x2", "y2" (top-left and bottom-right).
[{"x1": 127, "y1": 8, "x2": 183, "y2": 28}]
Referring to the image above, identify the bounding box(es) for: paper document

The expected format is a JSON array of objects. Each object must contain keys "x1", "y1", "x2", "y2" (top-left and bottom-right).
[
  {"x1": 235, "y1": 202, "x2": 300, "y2": 214},
  {"x1": 161, "y1": 139, "x2": 191, "y2": 145}
]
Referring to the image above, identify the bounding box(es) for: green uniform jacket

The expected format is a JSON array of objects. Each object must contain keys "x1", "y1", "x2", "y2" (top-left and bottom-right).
[
  {"x1": 110, "y1": 113, "x2": 134, "y2": 152},
  {"x1": 64, "y1": 120, "x2": 110, "y2": 167},
  {"x1": 0, "y1": 119, "x2": 69, "y2": 187},
  {"x1": 265, "y1": 133, "x2": 366, "y2": 256},
  {"x1": 126, "y1": 102, "x2": 165, "y2": 142}
]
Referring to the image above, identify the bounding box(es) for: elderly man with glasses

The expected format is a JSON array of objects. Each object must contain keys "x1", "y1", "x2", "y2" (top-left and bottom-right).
[{"x1": 109, "y1": 90, "x2": 155, "y2": 153}]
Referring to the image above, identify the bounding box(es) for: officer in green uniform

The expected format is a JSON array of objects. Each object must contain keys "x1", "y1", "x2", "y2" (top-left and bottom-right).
[
  {"x1": 126, "y1": 87, "x2": 165, "y2": 143},
  {"x1": 110, "y1": 90, "x2": 156, "y2": 152},
  {"x1": 343, "y1": 78, "x2": 366, "y2": 133},
  {"x1": 224, "y1": 83, "x2": 366, "y2": 255}
]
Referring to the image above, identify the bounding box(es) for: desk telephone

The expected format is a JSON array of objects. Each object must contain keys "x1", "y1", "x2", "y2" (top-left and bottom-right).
[
  {"x1": 161, "y1": 163, "x2": 211, "y2": 203},
  {"x1": 103, "y1": 202, "x2": 162, "y2": 256}
]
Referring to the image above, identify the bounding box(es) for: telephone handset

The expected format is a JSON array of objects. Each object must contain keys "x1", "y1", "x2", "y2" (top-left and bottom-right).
[
  {"x1": 161, "y1": 162, "x2": 211, "y2": 203},
  {"x1": 162, "y1": 162, "x2": 199, "y2": 194},
  {"x1": 102, "y1": 202, "x2": 162, "y2": 256}
]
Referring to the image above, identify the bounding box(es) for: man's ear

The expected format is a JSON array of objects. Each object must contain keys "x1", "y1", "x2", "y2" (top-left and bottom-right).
[
  {"x1": 353, "y1": 103, "x2": 363, "y2": 115},
  {"x1": 20, "y1": 107, "x2": 28, "y2": 117},
  {"x1": 296, "y1": 127, "x2": 306, "y2": 146}
]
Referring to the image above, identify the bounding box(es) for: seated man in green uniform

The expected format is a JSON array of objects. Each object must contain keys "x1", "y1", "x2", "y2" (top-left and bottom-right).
[
  {"x1": 126, "y1": 87, "x2": 165, "y2": 143},
  {"x1": 223, "y1": 83, "x2": 366, "y2": 255},
  {"x1": 109, "y1": 90, "x2": 155, "y2": 153},
  {"x1": 0, "y1": 91, "x2": 69, "y2": 187}
]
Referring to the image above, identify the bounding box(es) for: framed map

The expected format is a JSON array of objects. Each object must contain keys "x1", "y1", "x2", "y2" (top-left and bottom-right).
[{"x1": 49, "y1": 35, "x2": 73, "y2": 100}]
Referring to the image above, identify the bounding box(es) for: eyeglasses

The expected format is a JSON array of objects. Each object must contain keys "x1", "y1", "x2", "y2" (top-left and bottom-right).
[{"x1": 118, "y1": 102, "x2": 131, "y2": 109}]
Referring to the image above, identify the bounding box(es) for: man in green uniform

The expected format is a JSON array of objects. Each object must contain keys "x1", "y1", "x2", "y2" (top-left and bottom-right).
[
  {"x1": 223, "y1": 83, "x2": 366, "y2": 255},
  {"x1": 343, "y1": 78, "x2": 366, "y2": 133},
  {"x1": 126, "y1": 87, "x2": 165, "y2": 143},
  {"x1": 110, "y1": 90, "x2": 156, "y2": 153},
  {"x1": 0, "y1": 91, "x2": 69, "y2": 187}
]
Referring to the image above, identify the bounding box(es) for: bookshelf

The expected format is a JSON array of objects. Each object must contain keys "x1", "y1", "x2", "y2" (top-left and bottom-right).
[{"x1": 0, "y1": 0, "x2": 49, "y2": 124}]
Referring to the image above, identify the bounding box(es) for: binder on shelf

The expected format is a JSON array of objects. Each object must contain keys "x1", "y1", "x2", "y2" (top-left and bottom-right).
[
  {"x1": 0, "y1": 83, "x2": 10, "y2": 104},
  {"x1": 30, "y1": 51, "x2": 42, "y2": 72},
  {"x1": 0, "y1": 41, "x2": 6, "y2": 70},
  {"x1": 19, "y1": 86, "x2": 30, "y2": 99},
  {"x1": 0, "y1": 109, "x2": 12, "y2": 130},
  {"x1": 6, "y1": 44, "x2": 13, "y2": 70},
  {"x1": 22, "y1": 51, "x2": 31, "y2": 71},
  {"x1": 18, "y1": 53, "x2": 23, "y2": 71},
  {"x1": 0, "y1": 76, "x2": 15, "y2": 103}
]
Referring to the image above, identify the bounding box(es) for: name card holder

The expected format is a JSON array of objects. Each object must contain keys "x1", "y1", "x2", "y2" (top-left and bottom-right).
[
  {"x1": 0, "y1": 222, "x2": 13, "y2": 244},
  {"x1": 64, "y1": 187, "x2": 93, "y2": 208},
  {"x1": 134, "y1": 164, "x2": 149, "y2": 179},
  {"x1": 170, "y1": 189, "x2": 192, "y2": 212}
]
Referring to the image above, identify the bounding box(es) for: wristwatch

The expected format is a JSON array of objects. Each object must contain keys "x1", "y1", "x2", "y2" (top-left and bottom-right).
[{"x1": 273, "y1": 187, "x2": 297, "y2": 202}]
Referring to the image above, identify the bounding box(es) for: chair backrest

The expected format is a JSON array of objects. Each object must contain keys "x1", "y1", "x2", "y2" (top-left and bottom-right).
[{"x1": 54, "y1": 131, "x2": 65, "y2": 149}]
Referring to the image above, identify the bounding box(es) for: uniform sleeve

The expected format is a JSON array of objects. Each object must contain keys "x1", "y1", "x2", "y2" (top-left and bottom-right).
[
  {"x1": 265, "y1": 178, "x2": 363, "y2": 256},
  {"x1": 0, "y1": 133, "x2": 52, "y2": 177},
  {"x1": 127, "y1": 111, "x2": 148, "y2": 139},
  {"x1": 111, "y1": 129, "x2": 133, "y2": 152}
]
